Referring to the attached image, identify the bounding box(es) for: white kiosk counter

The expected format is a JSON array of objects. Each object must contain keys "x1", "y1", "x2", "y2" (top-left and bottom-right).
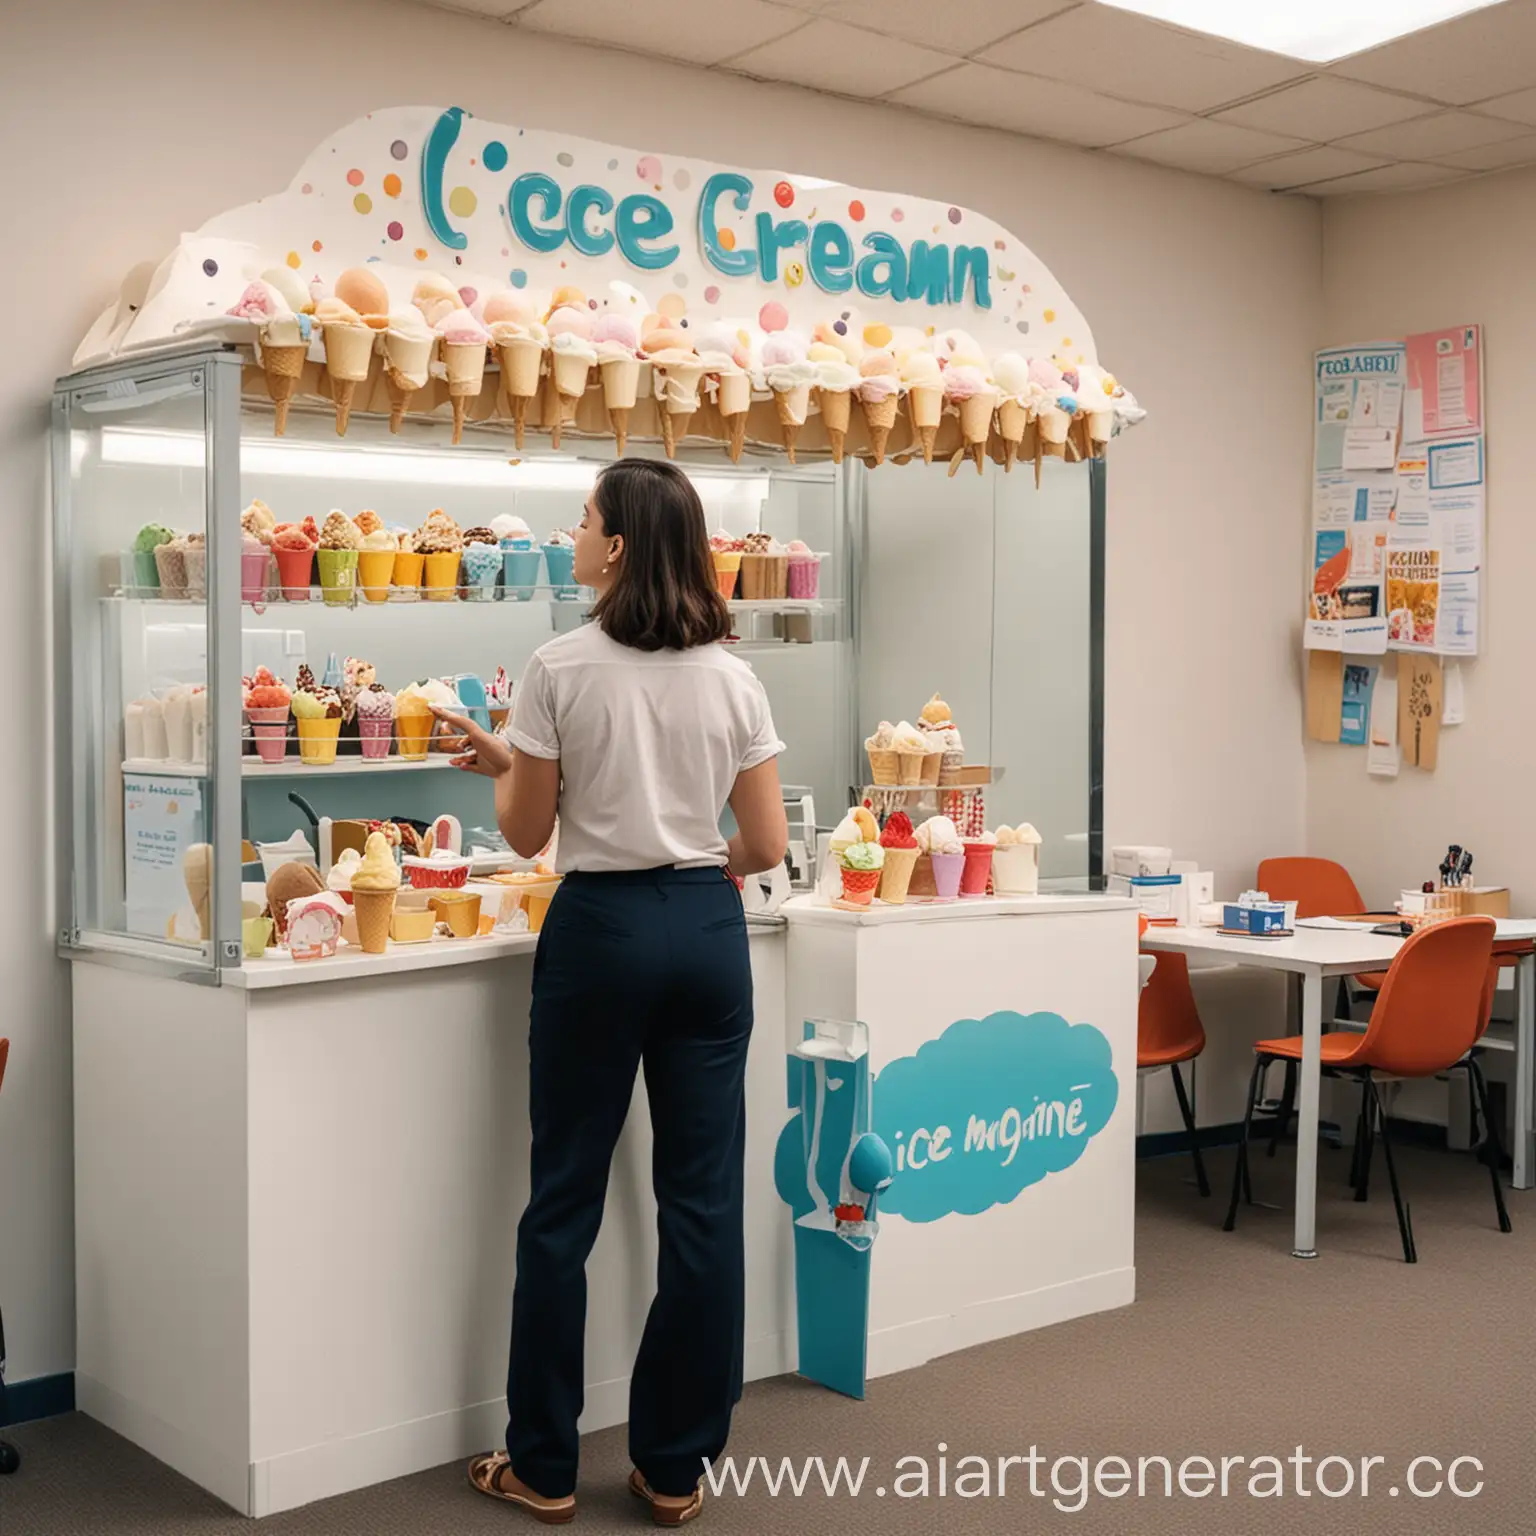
[
  {"x1": 778, "y1": 893, "x2": 1139, "y2": 1393},
  {"x1": 72, "y1": 892, "x2": 1138, "y2": 1516}
]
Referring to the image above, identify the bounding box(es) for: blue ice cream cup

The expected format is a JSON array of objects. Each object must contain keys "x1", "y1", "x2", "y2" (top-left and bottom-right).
[
  {"x1": 543, "y1": 542, "x2": 577, "y2": 599},
  {"x1": 502, "y1": 544, "x2": 543, "y2": 602},
  {"x1": 461, "y1": 541, "x2": 502, "y2": 601}
]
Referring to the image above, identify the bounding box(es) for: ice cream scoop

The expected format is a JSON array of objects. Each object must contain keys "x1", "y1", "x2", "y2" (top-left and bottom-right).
[
  {"x1": 491, "y1": 514, "x2": 533, "y2": 547},
  {"x1": 319, "y1": 510, "x2": 363, "y2": 550},
  {"x1": 891, "y1": 720, "x2": 927, "y2": 753},
  {"x1": 414, "y1": 508, "x2": 464, "y2": 554},
  {"x1": 335, "y1": 267, "x2": 389, "y2": 327},
  {"x1": 351, "y1": 831, "x2": 402, "y2": 892},
  {"x1": 879, "y1": 812, "x2": 919, "y2": 850},
  {"x1": 412, "y1": 273, "x2": 464, "y2": 329},
  {"x1": 842, "y1": 841, "x2": 885, "y2": 873},
  {"x1": 916, "y1": 816, "x2": 964, "y2": 856},
  {"x1": 328, "y1": 848, "x2": 362, "y2": 894},
  {"x1": 996, "y1": 824, "x2": 1042, "y2": 846}
]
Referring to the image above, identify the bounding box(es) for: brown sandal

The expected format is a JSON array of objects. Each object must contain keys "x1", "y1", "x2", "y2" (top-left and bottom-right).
[
  {"x1": 468, "y1": 1451, "x2": 576, "y2": 1524},
  {"x1": 629, "y1": 1468, "x2": 704, "y2": 1526}
]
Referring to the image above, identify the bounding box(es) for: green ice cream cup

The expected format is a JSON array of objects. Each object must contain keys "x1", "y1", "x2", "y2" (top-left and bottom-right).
[{"x1": 317, "y1": 548, "x2": 360, "y2": 606}]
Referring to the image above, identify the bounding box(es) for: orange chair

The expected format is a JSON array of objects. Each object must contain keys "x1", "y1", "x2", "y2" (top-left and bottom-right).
[
  {"x1": 1224, "y1": 918, "x2": 1505, "y2": 1263},
  {"x1": 1256, "y1": 857, "x2": 1367, "y2": 920},
  {"x1": 0, "y1": 1039, "x2": 14, "y2": 1475},
  {"x1": 1139, "y1": 951, "x2": 1210, "y2": 1197}
]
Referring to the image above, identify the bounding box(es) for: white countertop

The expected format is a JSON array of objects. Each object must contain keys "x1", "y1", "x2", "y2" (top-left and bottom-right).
[
  {"x1": 781, "y1": 892, "x2": 1135, "y2": 928},
  {"x1": 230, "y1": 912, "x2": 785, "y2": 990}
]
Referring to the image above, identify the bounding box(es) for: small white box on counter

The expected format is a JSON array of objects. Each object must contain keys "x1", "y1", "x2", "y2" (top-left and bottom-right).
[
  {"x1": 1109, "y1": 873, "x2": 1181, "y2": 920},
  {"x1": 1111, "y1": 845, "x2": 1173, "y2": 878}
]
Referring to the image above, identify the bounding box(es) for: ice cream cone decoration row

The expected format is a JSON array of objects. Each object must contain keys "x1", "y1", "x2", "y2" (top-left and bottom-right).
[{"x1": 228, "y1": 269, "x2": 1141, "y2": 465}]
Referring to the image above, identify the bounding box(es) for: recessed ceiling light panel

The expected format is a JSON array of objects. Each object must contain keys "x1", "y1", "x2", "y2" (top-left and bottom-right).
[{"x1": 1092, "y1": 0, "x2": 1508, "y2": 63}]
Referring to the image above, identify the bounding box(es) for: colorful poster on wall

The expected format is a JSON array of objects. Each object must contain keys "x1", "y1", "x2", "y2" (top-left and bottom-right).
[
  {"x1": 1386, "y1": 547, "x2": 1441, "y2": 650},
  {"x1": 1340, "y1": 664, "x2": 1377, "y2": 746},
  {"x1": 1406, "y1": 325, "x2": 1481, "y2": 436}
]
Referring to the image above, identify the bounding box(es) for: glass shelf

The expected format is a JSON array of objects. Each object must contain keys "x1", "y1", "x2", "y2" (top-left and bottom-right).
[{"x1": 123, "y1": 757, "x2": 462, "y2": 779}]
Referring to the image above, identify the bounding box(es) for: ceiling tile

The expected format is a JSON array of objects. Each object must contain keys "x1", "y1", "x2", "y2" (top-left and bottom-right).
[
  {"x1": 1110, "y1": 119, "x2": 1309, "y2": 174},
  {"x1": 889, "y1": 61, "x2": 1188, "y2": 146},
  {"x1": 1214, "y1": 77, "x2": 1436, "y2": 140},
  {"x1": 818, "y1": 0, "x2": 1065, "y2": 55},
  {"x1": 1473, "y1": 85, "x2": 1536, "y2": 125},
  {"x1": 1336, "y1": 109, "x2": 1528, "y2": 158},
  {"x1": 1227, "y1": 145, "x2": 1390, "y2": 189},
  {"x1": 1298, "y1": 161, "x2": 1468, "y2": 196},
  {"x1": 1330, "y1": 3, "x2": 1536, "y2": 105},
  {"x1": 977, "y1": 5, "x2": 1308, "y2": 113},
  {"x1": 1431, "y1": 131, "x2": 1536, "y2": 169},
  {"x1": 727, "y1": 16, "x2": 953, "y2": 94},
  {"x1": 517, "y1": 0, "x2": 806, "y2": 66}
]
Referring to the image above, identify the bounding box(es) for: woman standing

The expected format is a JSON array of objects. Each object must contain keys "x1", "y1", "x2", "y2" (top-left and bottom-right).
[{"x1": 440, "y1": 459, "x2": 788, "y2": 1527}]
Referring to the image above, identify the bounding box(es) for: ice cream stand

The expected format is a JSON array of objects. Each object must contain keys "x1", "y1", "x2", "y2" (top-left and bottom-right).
[{"x1": 55, "y1": 105, "x2": 1141, "y2": 1513}]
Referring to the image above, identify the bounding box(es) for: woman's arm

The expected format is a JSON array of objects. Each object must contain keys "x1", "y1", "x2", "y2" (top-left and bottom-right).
[
  {"x1": 727, "y1": 758, "x2": 789, "y2": 877},
  {"x1": 432, "y1": 707, "x2": 560, "y2": 860}
]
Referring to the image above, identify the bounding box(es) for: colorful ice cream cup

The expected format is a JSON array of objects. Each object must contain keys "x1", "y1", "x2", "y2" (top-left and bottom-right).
[
  {"x1": 428, "y1": 890, "x2": 482, "y2": 937},
  {"x1": 461, "y1": 544, "x2": 502, "y2": 601},
  {"x1": 423, "y1": 550, "x2": 461, "y2": 601},
  {"x1": 394, "y1": 705, "x2": 433, "y2": 761},
  {"x1": 503, "y1": 547, "x2": 544, "y2": 601},
  {"x1": 392, "y1": 550, "x2": 424, "y2": 598},
  {"x1": 240, "y1": 549, "x2": 271, "y2": 604},
  {"x1": 929, "y1": 851, "x2": 964, "y2": 900},
  {"x1": 543, "y1": 543, "x2": 577, "y2": 598},
  {"x1": 246, "y1": 706, "x2": 290, "y2": 765},
  {"x1": 274, "y1": 546, "x2": 313, "y2": 601},
  {"x1": 960, "y1": 842, "x2": 995, "y2": 897},
  {"x1": 295, "y1": 715, "x2": 342, "y2": 765},
  {"x1": 357, "y1": 549, "x2": 396, "y2": 602},
  {"x1": 317, "y1": 548, "x2": 359, "y2": 606},
  {"x1": 712, "y1": 551, "x2": 742, "y2": 599},
  {"x1": 787, "y1": 554, "x2": 821, "y2": 600},
  {"x1": 242, "y1": 915, "x2": 274, "y2": 958},
  {"x1": 357, "y1": 715, "x2": 393, "y2": 760},
  {"x1": 132, "y1": 550, "x2": 161, "y2": 594}
]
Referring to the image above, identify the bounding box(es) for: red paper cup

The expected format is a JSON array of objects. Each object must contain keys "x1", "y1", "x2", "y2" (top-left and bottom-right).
[
  {"x1": 357, "y1": 715, "x2": 393, "y2": 760},
  {"x1": 840, "y1": 867, "x2": 880, "y2": 906},
  {"x1": 961, "y1": 842, "x2": 994, "y2": 897},
  {"x1": 246, "y1": 705, "x2": 289, "y2": 764},
  {"x1": 274, "y1": 546, "x2": 313, "y2": 601}
]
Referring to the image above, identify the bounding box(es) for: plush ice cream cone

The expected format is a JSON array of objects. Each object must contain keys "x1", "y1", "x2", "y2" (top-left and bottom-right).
[
  {"x1": 958, "y1": 393, "x2": 997, "y2": 474},
  {"x1": 262, "y1": 344, "x2": 306, "y2": 436},
  {"x1": 651, "y1": 361, "x2": 706, "y2": 460},
  {"x1": 868, "y1": 748, "x2": 899, "y2": 785},
  {"x1": 443, "y1": 340, "x2": 487, "y2": 446},
  {"x1": 551, "y1": 351, "x2": 591, "y2": 448},
  {"x1": 998, "y1": 399, "x2": 1029, "y2": 471},
  {"x1": 352, "y1": 888, "x2": 395, "y2": 954},
  {"x1": 600, "y1": 356, "x2": 640, "y2": 453},
  {"x1": 897, "y1": 751, "x2": 926, "y2": 786},
  {"x1": 861, "y1": 395, "x2": 898, "y2": 465},
  {"x1": 819, "y1": 388, "x2": 852, "y2": 464},
  {"x1": 498, "y1": 338, "x2": 544, "y2": 451},
  {"x1": 908, "y1": 384, "x2": 942, "y2": 463},
  {"x1": 717, "y1": 372, "x2": 752, "y2": 464},
  {"x1": 774, "y1": 384, "x2": 812, "y2": 464},
  {"x1": 383, "y1": 332, "x2": 434, "y2": 434},
  {"x1": 323, "y1": 324, "x2": 375, "y2": 436}
]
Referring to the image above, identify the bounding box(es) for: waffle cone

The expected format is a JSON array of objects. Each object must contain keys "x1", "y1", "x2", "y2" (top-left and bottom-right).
[
  {"x1": 554, "y1": 391, "x2": 583, "y2": 448},
  {"x1": 333, "y1": 378, "x2": 357, "y2": 437},
  {"x1": 908, "y1": 383, "x2": 942, "y2": 429},
  {"x1": 450, "y1": 393, "x2": 467, "y2": 445},
  {"x1": 727, "y1": 412, "x2": 748, "y2": 462},
  {"x1": 610, "y1": 406, "x2": 631, "y2": 455},
  {"x1": 552, "y1": 351, "x2": 591, "y2": 401},
  {"x1": 908, "y1": 853, "x2": 937, "y2": 898},
  {"x1": 661, "y1": 407, "x2": 695, "y2": 459},
  {"x1": 511, "y1": 393, "x2": 530, "y2": 451},
  {"x1": 385, "y1": 372, "x2": 416, "y2": 433},
  {"x1": 774, "y1": 385, "x2": 810, "y2": 463},
  {"x1": 897, "y1": 750, "x2": 926, "y2": 786},
  {"x1": 352, "y1": 888, "x2": 395, "y2": 954},
  {"x1": 868, "y1": 748, "x2": 899, "y2": 785},
  {"x1": 820, "y1": 388, "x2": 851, "y2": 463},
  {"x1": 263, "y1": 344, "x2": 306, "y2": 436},
  {"x1": 959, "y1": 393, "x2": 996, "y2": 449},
  {"x1": 861, "y1": 394, "x2": 898, "y2": 464},
  {"x1": 879, "y1": 846, "x2": 919, "y2": 905},
  {"x1": 917, "y1": 423, "x2": 938, "y2": 463},
  {"x1": 499, "y1": 339, "x2": 543, "y2": 400}
]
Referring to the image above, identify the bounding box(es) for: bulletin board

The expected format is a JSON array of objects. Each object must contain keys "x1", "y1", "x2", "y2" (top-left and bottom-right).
[{"x1": 1304, "y1": 325, "x2": 1484, "y2": 773}]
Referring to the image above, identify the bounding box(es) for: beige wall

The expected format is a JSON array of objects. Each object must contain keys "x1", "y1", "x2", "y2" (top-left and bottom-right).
[
  {"x1": 1, "y1": 0, "x2": 1318, "y2": 1378},
  {"x1": 1313, "y1": 174, "x2": 1529, "y2": 909}
]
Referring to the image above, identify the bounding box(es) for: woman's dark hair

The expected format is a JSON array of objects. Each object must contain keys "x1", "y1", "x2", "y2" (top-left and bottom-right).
[{"x1": 588, "y1": 458, "x2": 732, "y2": 651}]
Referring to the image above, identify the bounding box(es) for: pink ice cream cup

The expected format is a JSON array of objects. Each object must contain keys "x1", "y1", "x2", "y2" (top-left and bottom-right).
[
  {"x1": 787, "y1": 555, "x2": 821, "y2": 600},
  {"x1": 357, "y1": 715, "x2": 393, "y2": 760},
  {"x1": 930, "y1": 851, "x2": 964, "y2": 900},
  {"x1": 246, "y1": 706, "x2": 290, "y2": 764},
  {"x1": 241, "y1": 548, "x2": 271, "y2": 604}
]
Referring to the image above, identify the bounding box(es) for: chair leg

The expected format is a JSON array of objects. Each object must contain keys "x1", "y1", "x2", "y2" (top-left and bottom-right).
[
  {"x1": 1467, "y1": 1058, "x2": 1512, "y2": 1235},
  {"x1": 1369, "y1": 1076, "x2": 1416, "y2": 1264},
  {"x1": 1169, "y1": 1062, "x2": 1210, "y2": 1197},
  {"x1": 0, "y1": 1302, "x2": 15, "y2": 1474},
  {"x1": 1224, "y1": 1056, "x2": 1266, "y2": 1232},
  {"x1": 1352, "y1": 1078, "x2": 1374, "y2": 1201},
  {"x1": 1267, "y1": 1060, "x2": 1298, "y2": 1158}
]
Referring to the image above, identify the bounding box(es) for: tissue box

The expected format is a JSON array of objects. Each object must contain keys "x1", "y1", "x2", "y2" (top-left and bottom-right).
[
  {"x1": 1223, "y1": 901, "x2": 1287, "y2": 935},
  {"x1": 1110, "y1": 873, "x2": 1182, "y2": 920}
]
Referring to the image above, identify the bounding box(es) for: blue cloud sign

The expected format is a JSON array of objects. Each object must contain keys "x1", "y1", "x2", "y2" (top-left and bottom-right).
[{"x1": 871, "y1": 1010, "x2": 1118, "y2": 1223}]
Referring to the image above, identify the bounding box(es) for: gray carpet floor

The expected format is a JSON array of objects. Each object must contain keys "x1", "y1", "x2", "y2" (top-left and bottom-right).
[{"x1": 4, "y1": 1140, "x2": 1532, "y2": 1534}]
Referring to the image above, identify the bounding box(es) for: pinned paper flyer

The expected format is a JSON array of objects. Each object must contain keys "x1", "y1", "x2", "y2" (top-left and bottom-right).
[{"x1": 1367, "y1": 672, "x2": 1400, "y2": 779}]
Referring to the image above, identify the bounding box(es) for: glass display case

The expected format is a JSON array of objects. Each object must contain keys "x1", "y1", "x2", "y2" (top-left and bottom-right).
[{"x1": 53, "y1": 342, "x2": 1100, "y2": 986}]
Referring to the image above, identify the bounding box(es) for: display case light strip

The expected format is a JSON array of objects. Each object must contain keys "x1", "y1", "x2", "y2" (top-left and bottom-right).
[{"x1": 97, "y1": 428, "x2": 769, "y2": 501}]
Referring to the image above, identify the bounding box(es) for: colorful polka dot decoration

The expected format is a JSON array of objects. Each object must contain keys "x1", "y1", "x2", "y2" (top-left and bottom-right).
[
  {"x1": 354, "y1": 194, "x2": 372, "y2": 215},
  {"x1": 759, "y1": 302, "x2": 788, "y2": 333},
  {"x1": 449, "y1": 186, "x2": 477, "y2": 217},
  {"x1": 848, "y1": 200, "x2": 865, "y2": 221},
  {"x1": 383, "y1": 174, "x2": 402, "y2": 198},
  {"x1": 387, "y1": 221, "x2": 404, "y2": 241},
  {"x1": 774, "y1": 181, "x2": 794, "y2": 208},
  {"x1": 483, "y1": 141, "x2": 508, "y2": 173},
  {"x1": 636, "y1": 155, "x2": 661, "y2": 181},
  {"x1": 347, "y1": 168, "x2": 364, "y2": 187},
  {"x1": 717, "y1": 228, "x2": 736, "y2": 252}
]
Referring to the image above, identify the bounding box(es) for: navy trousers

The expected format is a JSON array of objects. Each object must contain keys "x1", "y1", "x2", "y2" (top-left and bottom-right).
[{"x1": 506, "y1": 867, "x2": 753, "y2": 1499}]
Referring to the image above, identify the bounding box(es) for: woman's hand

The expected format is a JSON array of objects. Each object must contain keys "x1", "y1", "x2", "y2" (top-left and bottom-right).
[{"x1": 430, "y1": 705, "x2": 514, "y2": 779}]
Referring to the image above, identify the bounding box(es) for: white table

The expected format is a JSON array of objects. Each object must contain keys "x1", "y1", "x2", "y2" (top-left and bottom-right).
[{"x1": 1141, "y1": 919, "x2": 1536, "y2": 1258}]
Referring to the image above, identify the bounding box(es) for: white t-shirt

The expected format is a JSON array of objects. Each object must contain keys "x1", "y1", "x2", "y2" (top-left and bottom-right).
[{"x1": 507, "y1": 623, "x2": 784, "y2": 873}]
